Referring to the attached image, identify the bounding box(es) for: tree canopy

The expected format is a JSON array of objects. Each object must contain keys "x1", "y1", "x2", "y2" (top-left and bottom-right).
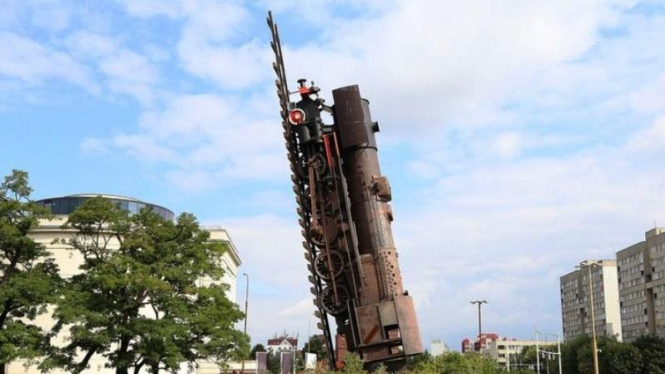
[
  {"x1": 43, "y1": 196, "x2": 248, "y2": 374},
  {"x1": 303, "y1": 334, "x2": 328, "y2": 361},
  {"x1": 0, "y1": 170, "x2": 60, "y2": 370},
  {"x1": 250, "y1": 343, "x2": 266, "y2": 360}
]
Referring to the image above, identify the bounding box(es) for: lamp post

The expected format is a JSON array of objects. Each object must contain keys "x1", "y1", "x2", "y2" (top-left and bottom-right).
[
  {"x1": 470, "y1": 300, "x2": 487, "y2": 351},
  {"x1": 579, "y1": 260, "x2": 600, "y2": 374},
  {"x1": 241, "y1": 273, "x2": 249, "y2": 374}
]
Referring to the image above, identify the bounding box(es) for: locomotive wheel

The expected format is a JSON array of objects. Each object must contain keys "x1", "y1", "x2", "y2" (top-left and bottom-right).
[
  {"x1": 314, "y1": 251, "x2": 345, "y2": 281},
  {"x1": 310, "y1": 216, "x2": 339, "y2": 248},
  {"x1": 302, "y1": 186, "x2": 333, "y2": 213},
  {"x1": 296, "y1": 153, "x2": 328, "y2": 180},
  {"x1": 320, "y1": 284, "x2": 349, "y2": 315},
  {"x1": 308, "y1": 153, "x2": 328, "y2": 177}
]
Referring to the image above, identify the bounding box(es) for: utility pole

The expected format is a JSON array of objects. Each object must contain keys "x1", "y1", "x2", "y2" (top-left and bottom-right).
[
  {"x1": 579, "y1": 260, "x2": 600, "y2": 374},
  {"x1": 241, "y1": 273, "x2": 250, "y2": 374},
  {"x1": 470, "y1": 300, "x2": 487, "y2": 352},
  {"x1": 536, "y1": 331, "x2": 563, "y2": 374},
  {"x1": 536, "y1": 330, "x2": 540, "y2": 374},
  {"x1": 556, "y1": 333, "x2": 562, "y2": 374}
]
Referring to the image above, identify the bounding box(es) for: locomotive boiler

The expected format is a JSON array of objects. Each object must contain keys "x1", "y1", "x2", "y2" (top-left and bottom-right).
[{"x1": 267, "y1": 13, "x2": 423, "y2": 371}]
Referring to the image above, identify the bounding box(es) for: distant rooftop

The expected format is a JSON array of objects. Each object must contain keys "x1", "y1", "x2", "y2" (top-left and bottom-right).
[{"x1": 36, "y1": 194, "x2": 175, "y2": 221}]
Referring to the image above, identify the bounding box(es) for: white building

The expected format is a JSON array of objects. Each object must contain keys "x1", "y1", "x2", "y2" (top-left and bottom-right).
[
  {"x1": 482, "y1": 338, "x2": 541, "y2": 370},
  {"x1": 560, "y1": 259, "x2": 622, "y2": 341},
  {"x1": 266, "y1": 336, "x2": 298, "y2": 354},
  {"x1": 7, "y1": 194, "x2": 242, "y2": 374},
  {"x1": 429, "y1": 340, "x2": 449, "y2": 356}
]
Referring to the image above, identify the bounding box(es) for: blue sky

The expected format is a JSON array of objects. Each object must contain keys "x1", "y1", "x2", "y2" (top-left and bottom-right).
[{"x1": 2, "y1": 0, "x2": 665, "y2": 351}]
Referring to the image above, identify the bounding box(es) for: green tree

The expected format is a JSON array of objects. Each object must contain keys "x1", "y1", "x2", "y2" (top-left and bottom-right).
[
  {"x1": 599, "y1": 337, "x2": 641, "y2": 374},
  {"x1": 266, "y1": 351, "x2": 281, "y2": 374},
  {"x1": 561, "y1": 335, "x2": 591, "y2": 374},
  {"x1": 576, "y1": 336, "x2": 641, "y2": 374},
  {"x1": 633, "y1": 334, "x2": 665, "y2": 374},
  {"x1": 415, "y1": 352, "x2": 501, "y2": 374},
  {"x1": 250, "y1": 343, "x2": 266, "y2": 359},
  {"x1": 341, "y1": 353, "x2": 364, "y2": 374},
  {"x1": 44, "y1": 197, "x2": 248, "y2": 374},
  {"x1": 303, "y1": 334, "x2": 328, "y2": 361},
  {"x1": 406, "y1": 349, "x2": 430, "y2": 370},
  {"x1": 0, "y1": 170, "x2": 60, "y2": 372}
]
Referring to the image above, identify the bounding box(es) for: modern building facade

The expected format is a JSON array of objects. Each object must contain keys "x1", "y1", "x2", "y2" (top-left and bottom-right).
[
  {"x1": 560, "y1": 260, "x2": 622, "y2": 341},
  {"x1": 7, "y1": 194, "x2": 242, "y2": 374},
  {"x1": 617, "y1": 227, "x2": 665, "y2": 342}
]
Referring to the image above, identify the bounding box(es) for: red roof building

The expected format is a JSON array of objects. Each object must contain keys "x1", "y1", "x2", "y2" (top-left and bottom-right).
[
  {"x1": 461, "y1": 333, "x2": 499, "y2": 353},
  {"x1": 267, "y1": 336, "x2": 298, "y2": 353}
]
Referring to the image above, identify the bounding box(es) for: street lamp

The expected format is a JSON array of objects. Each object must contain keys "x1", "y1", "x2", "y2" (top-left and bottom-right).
[
  {"x1": 241, "y1": 273, "x2": 250, "y2": 374},
  {"x1": 470, "y1": 300, "x2": 488, "y2": 350},
  {"x1": 578, "y1": 260, "x2": 601, "y2": 374}
]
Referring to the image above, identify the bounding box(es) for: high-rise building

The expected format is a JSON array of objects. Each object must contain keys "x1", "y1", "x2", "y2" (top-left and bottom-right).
[
  {"x1": 560, "y1": 260, "x2": 622, "y2": 341},
  {"x1": 617, "y1": 228, "x2": 665, "y2": 342},
  {"x1": 7, "y1": 194, "x2": 242, "y2": 374}
]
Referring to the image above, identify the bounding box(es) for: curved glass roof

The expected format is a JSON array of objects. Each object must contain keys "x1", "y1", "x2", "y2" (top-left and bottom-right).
[{"x1": 36, "y1": 194, "x2": 175, "y2": 221}]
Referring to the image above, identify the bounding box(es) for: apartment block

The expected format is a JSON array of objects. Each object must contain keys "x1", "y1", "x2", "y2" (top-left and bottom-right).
[
  {"x1": 560, "y1": 260, "x2": 622, "y2": 341},
  {"x1": 617, "y1": 228, "x2": 665, "y2": 342},
  {"x1": 483, "y1": 338, "x2": 541, "y2": 370}
]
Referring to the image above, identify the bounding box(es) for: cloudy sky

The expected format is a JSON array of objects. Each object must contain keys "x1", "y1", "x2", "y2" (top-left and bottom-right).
[{"x1": 2, "y1": 0, "x2": 665, "y2": 351}]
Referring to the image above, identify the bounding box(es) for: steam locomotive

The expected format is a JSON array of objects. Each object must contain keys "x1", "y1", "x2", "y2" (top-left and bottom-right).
[{"x1": 268, "y1": 13, "x2": 423, "y2": 371}]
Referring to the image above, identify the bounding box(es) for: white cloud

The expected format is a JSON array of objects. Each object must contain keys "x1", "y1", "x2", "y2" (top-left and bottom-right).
[
  {"x1": 27, "y1": 0, "x2": 75, "y2": 32},
  {"x1": 219, "y1": 214, "x2": 314, "y2": 343},
  {"x1": 113, "y1": 0, "x2": 183, "y2": 19},
  {"x1": 391, "y1": 116, "x2": 665, "y2": 343},
  {"x1": 626, "y1": 116, "x2": 665, "y2": 153},
  {"x1": 86, "y1": 92, "x2": 287, "y2": 188},
  {"x1": 110, "y1": 133, "x2": 177, "y2": 163},
  {"x1": 80, "y1": 137, "x2": 109, "y2": 155},
  {"x1": 58, "y1": 0, "x2": 665, "y2": 348},
  {"x1": 63, "y1": 31, "x2": 121, "y2": 59},
  {"x1": 492, "y1": 132, "x2": 522, "y2": 159},
  {"x1": 272, "y1": 0, "x2": 635, "y2": 134},
  {"x1": 631, "y1": 74, "x2": 665, "y2": 113},
  {"x1": 0, "y1": 32, "x2": 98, "y2": 92}
]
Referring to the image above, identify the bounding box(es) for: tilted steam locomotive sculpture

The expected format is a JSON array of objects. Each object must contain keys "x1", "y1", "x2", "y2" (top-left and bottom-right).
[{"x1": 267, "y1": 13, "x2": 423, "y2": 371}]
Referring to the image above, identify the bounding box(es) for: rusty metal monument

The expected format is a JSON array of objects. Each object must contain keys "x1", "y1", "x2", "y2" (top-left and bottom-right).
[{"x1": 268, "y1": 12, "x2": 423, "y2": 371}]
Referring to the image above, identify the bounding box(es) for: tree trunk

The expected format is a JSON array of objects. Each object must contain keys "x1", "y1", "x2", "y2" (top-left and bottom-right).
[
  {"x1": 151, "y1": 363, "x2": 159, "y2": 374},
  {"x1": 0, "y1": 299, "x2": 14, "y2": 329},
  {"x1": 116, "y1": 336, "x2": 131, "y2": 374},
  {"x1": 74, "y1": 347, "x2": 97, "y2": 374},
  {"x1": 133, "y1": 360, "x2": 144, "y2": 374}
]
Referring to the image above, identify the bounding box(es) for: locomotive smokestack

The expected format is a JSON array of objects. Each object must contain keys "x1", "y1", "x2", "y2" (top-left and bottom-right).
[
  {"x1": 333, "y1": 85, "x2": 423, "y2": 368},
  {"x1": 333, "y1": 86, "x2": 386, "y2": 258}
]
